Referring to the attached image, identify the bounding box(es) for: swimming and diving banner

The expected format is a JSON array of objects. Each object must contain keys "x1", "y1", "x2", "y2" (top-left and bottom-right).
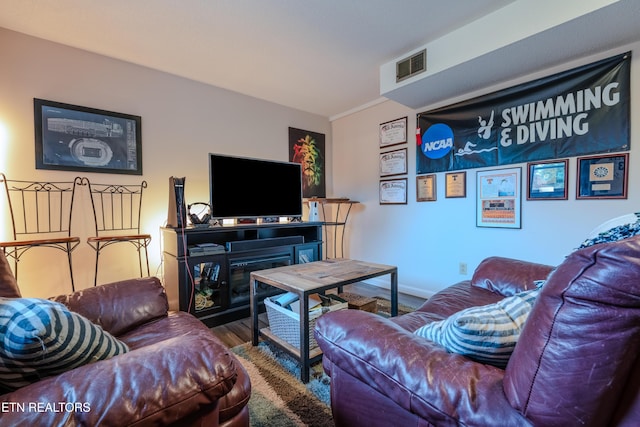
[{"x1": 416, "y1": 52, "x2": 630, "y2": 174}]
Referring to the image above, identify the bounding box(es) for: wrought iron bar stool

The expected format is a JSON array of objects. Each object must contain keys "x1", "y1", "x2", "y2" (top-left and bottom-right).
[
  {"x1": 0, "y1": 173, "x2": 82, "y2": 291},
  {"x1": 83, "y1": 178, "x2": 151, "y2": 286}
]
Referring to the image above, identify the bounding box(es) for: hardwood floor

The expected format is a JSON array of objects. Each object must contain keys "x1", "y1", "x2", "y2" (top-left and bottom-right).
[{"x1": 210, "y1": 282, "x2": 426, "y2": 348}]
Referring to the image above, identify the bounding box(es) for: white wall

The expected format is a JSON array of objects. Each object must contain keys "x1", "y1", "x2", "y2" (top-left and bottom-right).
[
  {"x1": 0, "y1": 28, "x2": 331, "y2": 297},
  {"x1": 333, "y1": 42, "x2": 640, "y2": 298}
]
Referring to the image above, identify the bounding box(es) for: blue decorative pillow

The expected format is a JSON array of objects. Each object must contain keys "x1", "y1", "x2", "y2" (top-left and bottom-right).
[
  {"x1": 0, "y1": 297, "x2": 129, "y2": 390},
  {"x1": 414, "y1": 284, "x2": 542, "y2": 368},
  {"x1": 578, "y1": 213, "x2": 640, "y2": 249}
]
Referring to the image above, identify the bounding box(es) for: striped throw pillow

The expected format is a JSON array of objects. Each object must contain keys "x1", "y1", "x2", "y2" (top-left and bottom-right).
[
  {"x1": 0, "y1": 297, "x2": 129, "y2": 390},
  {"x1": 414, "y1": 285, "x2": 542, "y2": 368}
]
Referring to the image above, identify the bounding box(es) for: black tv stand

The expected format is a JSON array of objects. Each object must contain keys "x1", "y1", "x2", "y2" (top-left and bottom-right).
[{"x1": 161, "y1": 222, "x2": 323, "y2": 327}]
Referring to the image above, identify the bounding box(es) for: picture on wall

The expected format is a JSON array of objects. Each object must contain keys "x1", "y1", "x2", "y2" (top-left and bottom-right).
[
  {"x1": 416, "y1": 174, "x2": 436, "y2": 201},
  {"x1": 445, "y1": 171, "x2": 466, "y2": 198},
  {"x1": 379, "y1": 116, "x2": 407, "y2": 148},
  {"x1": 476, "y1": 167, "x2": 521, "y2": 229},
  {"x1": 380, "y1": 178, "x2": 407, "y2": 205},
  {"x1": 527, "y1": 159, "x2": 568, "y2": 200},
  {"x1": 379, "y1": 148, "x2": 407, "y2": 177},
  {"x1": 289, "y1": 127, "x2": 326, "y2": 198},
  {"x1": 34, "y1": 98, "x2": 142, "y2": 175},
  {"x1": 576, "y1": 153, "x2": 628, "y2": 199}
]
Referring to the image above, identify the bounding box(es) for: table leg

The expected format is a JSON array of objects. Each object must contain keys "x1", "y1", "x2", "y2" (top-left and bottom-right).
[
  {"x1": 390, "y1": 269, "x2": 398, "y2": 317},
  {"x1": 300, "y1": 291, "x2": 310, "y2": 383},
  {"x1": 250, "y1": 276, "x2": 259, "y2": 346}
]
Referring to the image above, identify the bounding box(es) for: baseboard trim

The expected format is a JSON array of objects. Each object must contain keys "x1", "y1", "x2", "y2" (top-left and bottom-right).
[{"x1": 362, "y1": 277, "x2": 435, "y2": 300}]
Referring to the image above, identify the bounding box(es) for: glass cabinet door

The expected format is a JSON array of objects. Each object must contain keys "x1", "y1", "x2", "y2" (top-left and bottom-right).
[
  {"x1": 294, "y1": 243, "x2": 320, "y2": 264},
  {"x1": 183, "y1": 255, "x2": 228, "y2": 315}
]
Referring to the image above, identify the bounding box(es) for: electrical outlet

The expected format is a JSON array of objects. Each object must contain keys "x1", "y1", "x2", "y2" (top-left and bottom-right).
[{"x1": 459, "y1": 262, "x2": 468, "y2": 275}]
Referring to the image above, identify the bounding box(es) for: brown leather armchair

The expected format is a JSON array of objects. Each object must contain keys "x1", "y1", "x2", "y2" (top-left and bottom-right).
[
  {"x1": 0, "y1": 251, "x2": 251, "y2": 426},
  {"x1": 316, "y1": 237, "x2": 640, "y2": 426}
]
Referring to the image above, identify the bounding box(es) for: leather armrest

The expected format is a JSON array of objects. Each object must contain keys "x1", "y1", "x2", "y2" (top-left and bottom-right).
[
  {"x1": 0, "y1": 251, "x2": 20, "y2": 298},
  {"x1": 315, "y1": 310, "x2": 527, "y2": 425},
  {"x1": 50, "y1": 277, "x2": 169, "y2": 336},
  {"x1": 0, "y1": 325, "x2": 237, "y2": 426},
  {"x1": 471, "y1": 256, "x2": 554, "y2": 296}
]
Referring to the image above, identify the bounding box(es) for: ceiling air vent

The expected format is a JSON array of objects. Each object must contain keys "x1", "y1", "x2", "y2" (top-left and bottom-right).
[{"x1": 396, "y1": 49, "x2": 426, "y2": 83}]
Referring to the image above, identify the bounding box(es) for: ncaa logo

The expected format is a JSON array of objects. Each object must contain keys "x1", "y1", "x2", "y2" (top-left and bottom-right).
[{"x1": 422, "y1": 123, "x2": 454, "y2": 159}]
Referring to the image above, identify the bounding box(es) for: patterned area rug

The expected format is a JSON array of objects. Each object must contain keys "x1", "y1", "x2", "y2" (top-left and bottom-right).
[
  {"x1": 232, "y1": 341, "x2": 332, "y2": 427},
  {"x1": 231, "y1": 297, "x2": 418, "y2": 426}
]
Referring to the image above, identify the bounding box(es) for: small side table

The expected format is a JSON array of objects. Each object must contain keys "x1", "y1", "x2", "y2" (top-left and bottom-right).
[
  {"x1": 250, "y1": 258, "x2": 398, "y2": 383},
  {"x1": 308, "y1": 198, "x2": 359, "y2": 259}
]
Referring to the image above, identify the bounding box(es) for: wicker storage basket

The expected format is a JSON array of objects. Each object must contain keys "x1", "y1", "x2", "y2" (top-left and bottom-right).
[{"x1": 264, "y1": 294, "x2": 347, "y2": 350}]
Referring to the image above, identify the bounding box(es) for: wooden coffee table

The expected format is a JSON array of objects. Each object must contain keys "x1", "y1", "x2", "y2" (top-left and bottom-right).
[{"x1": 250, "y1": 258, "x2": 398, "y2": 382}]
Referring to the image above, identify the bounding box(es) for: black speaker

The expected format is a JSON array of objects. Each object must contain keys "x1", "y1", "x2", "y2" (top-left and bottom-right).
[{"x1": 167, "y1": 177, "x2": 187, "y2": 228}]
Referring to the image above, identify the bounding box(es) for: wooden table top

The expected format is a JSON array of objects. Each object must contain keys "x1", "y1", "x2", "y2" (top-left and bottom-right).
[{"x1": 250, "y1": 258, "x2": 396, "y2": 293}]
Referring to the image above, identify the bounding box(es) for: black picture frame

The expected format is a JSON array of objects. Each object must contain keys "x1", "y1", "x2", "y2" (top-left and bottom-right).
[
  {"x1": 379, "y1": 178, "x2": 407, "y2": 205},
  {"x1": 527, "y1": 159, "x2": 568, "y2": 200},
  {"x1": 379, "y1": 148, "x2": 408, "y2": 177},
  {"x1": 445, "y1": 171, "x2": 466, "y2": 198},
  {"x1": 379, "y1": 116, "x2": 407, "y2": 148},
  {"x1": 416, "y1": 174, "x2": 436, "y2": 202},
  {"x1": 576, "y1": 153, "x2": 629, "y2": 199},
  {"x1": 288, "y1": 127, "x2": 326, "y2": 198},
  {"x1": 34, "y1": 98, "x2": 142, "y2": 175}
]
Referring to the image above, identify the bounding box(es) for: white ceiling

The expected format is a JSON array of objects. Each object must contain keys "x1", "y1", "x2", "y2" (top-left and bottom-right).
[{"x1": 0, "y1": 0, "x2": 515, "y2": 118}]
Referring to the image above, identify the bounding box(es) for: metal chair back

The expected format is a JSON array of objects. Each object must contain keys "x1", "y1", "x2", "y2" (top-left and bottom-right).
[
  {"x1": 85, "y1": 180, "x2": 147, "y2": 237},
  {"x1": 1, "y1": 173, "x2": 81, "y2": 239},
  {"x1": 84, "y1": 178, "x2": 151, "y2": 286},
  {"x1": 0, "y1": 173, "x2": 82, "y2": 290}
]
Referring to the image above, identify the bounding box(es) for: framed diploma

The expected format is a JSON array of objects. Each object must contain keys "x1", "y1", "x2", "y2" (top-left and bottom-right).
[
  {"x1": 577, "y1": 153, "x2": 628, "y2": 199},
  {"x1": 379, "y1": 148, "x2": 407, "y2": 177},
  {"x1": 445, "y1": 172, "x2": 466, "y2": 198},
  {"x1": 379, "y1": 117, "x2": 407, "y2": 148},
  {"x1": 379, "y1": 178, "x2": 407, "y2": 205},
  {"x1": 527, "y1": 159, "x2": 568, "y2": 200},
  {"x1": 416, "y1": 174, "x2": 436, "y2": 202},
  {"x1": 476, "y1": 167, "x2": 521, "y2": 229}
]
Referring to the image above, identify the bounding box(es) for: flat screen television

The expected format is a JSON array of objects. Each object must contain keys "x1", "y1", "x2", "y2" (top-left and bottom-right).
[{"x1": 209, "y1": 153, "x2": 303, "y2": 219}]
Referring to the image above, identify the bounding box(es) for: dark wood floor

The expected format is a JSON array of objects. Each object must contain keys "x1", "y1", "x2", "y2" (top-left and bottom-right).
[{"x1": 210, "y1": 282, "x2": 426, "y2": 348}]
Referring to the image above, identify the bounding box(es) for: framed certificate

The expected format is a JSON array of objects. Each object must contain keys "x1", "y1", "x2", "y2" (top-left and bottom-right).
[
  {"x1": 416, "y1": 174, "x2": 436, "y2": 201},
  {"x1": 379, "y1": 117, "x2": 407, "y2": 148},
  {"x1": 476, "y1": 167, "x2": 521, "y2": 229},
  {"x1": 445, "y1": 172, "x2": 466, "y2": 198},
  {"x1": 527, "y1": 159, "x2": 568, "y2": 200},
  {"x1": 577, "y1": 153, "x2": 628, "y2": 199},
  {"x1": 379, "y1": 178, "x2": 407, "y2": 205},
  {"x1": 379, "y1": 148, "x2": 407, "y2": 177}
]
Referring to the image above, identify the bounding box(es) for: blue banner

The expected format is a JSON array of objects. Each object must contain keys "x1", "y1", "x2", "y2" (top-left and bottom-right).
[{"x1": 417, "y1": 52, "x2": 630, "y2": 173}]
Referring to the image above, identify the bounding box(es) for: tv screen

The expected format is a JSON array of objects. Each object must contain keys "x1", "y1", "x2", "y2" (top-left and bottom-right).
[{"x1": 209, "y1": 153, "x2": 303, "y2": 219}]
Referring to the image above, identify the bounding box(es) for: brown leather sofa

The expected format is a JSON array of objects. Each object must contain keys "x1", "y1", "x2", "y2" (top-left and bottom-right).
[
  {"x1": 315, "y1": 236, "x2": 640, "y2": 426},
  {"x1": 0, "y1": 251, "x2": 251, "y2": 426}
]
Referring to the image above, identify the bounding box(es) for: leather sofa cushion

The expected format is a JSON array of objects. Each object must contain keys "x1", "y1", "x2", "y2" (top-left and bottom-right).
[
  {"x1": 504, "y1": 235, "x2": 640, "y2": 426},
  {"x1": 0, "y1": 251, "x2": 20, "y2": 298},
  {"x1": 471, "y1": 256, "x2": 554, "y2": 296},
  {"x1": 51, "y1": 277, "x2": 168, "y2": 336},
  {"x1": 0, "y1": 297, "x2": 128, "y2": 390},
  {"x1": 1, "y1": 311, "x2": 240, "y2": 426}
]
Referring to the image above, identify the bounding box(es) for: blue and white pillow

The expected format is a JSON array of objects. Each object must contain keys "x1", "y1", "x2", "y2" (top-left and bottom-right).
[
  {"x1": 414, "y1": 283, "x2": 543, "y2": 368},
  {"x1": 578, "y1": 213, "x2": 640, "y2": 249},
  {"x1": 0, "y1": 297, "x2": 129, "y2": 390}
]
